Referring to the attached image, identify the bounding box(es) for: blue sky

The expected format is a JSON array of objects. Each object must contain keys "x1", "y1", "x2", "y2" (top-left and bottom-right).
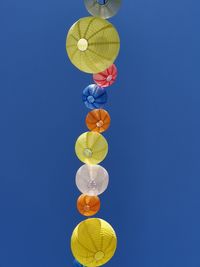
[{"x1": 0, "y1": 0, "x2": 200, "y2": 266}]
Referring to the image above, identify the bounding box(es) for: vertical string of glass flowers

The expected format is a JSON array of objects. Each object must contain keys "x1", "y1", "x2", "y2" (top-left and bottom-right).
[{"x1": 66, "y1": 1, "x2": 122, "y2": 266}]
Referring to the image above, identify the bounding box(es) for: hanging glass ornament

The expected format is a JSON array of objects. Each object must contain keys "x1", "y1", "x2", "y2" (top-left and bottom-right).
[
  {"x1": 93, "y1": 64, "x2": 118, "y2": 88},
  {"x1": 86, "y1": 109, "x2": 111, "y2": 133},
  {"x1": 77, "y1": 194, "x2": 101, "y2": 216},
  {"x1": 75, "y1": 131, "x2": 108, "y2": 165},
  {"x1": 71, "y1": 218, "x2": 117, "y2": 266},
  {"x1": 82, "y1": 84, "x2": 107, "y2": 110},
  {"x1": 75, "y1": 164, "x2": 109, "y2": 196},
  {"x1": 84, "y1": 0, "x2": 122, "y2": 19},
  {"x1": 66, "y1": 17, "x2": 120, "y2": 73}
]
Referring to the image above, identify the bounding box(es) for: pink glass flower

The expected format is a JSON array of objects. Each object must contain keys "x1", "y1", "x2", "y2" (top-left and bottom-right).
[{"x1": 93, "y1": 64, "x2": 118, "y2": 88}]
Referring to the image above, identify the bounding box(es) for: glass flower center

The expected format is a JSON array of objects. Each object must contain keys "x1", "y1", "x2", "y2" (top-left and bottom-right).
[
  {"x1": 106, "y1": 75, "x2": 113, "y2": 82},
  {"x1": 77, "y1": 38, "x2": 88, "y2": 51},
  {"x1": 96, "y1": 0, "x2": 108, "y2": 5},
  {"x1": 84, "y1": 205, "x2": 90, "y2": 211},
  {"x1": 83, "y1": 148, "x2": 93, "y2": 158},
  {"x1": 96, "y1": 120, "x2": 104, "y2": 128},
  {"x1": 87, "y1": 95, "x2": 95, "y2": 103},
  {"x1": 88, "y1": 180, "x2": 97, "y2": 189},
  {"x1": 95, "y1": 251, "x2": 105, "y2": 261}
]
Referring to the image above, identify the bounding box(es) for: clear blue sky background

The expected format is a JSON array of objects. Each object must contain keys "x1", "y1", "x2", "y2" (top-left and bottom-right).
[{"x1": 0, "y1": 0, "x2": 200, "y2": 266}]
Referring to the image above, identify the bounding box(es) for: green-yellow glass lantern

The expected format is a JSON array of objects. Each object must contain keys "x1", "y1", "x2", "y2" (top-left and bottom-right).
[
  {"x1": 75, "y1": 131, "x2": 108, "y2": 165},
  {"x1": 66, "y1": 17, "x2": 120, "y2": 74}
]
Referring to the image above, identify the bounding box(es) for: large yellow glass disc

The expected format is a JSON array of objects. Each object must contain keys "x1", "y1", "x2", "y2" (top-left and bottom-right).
[
  {"x1": 71, "y1": 218, "x2": 117, "y2": 267},
  {"x1": 66, "y1": 17, "x2": 120, "y2": 74},
  {"x1": 75, "y1": 131, "x2": 108, "y2": 165}
]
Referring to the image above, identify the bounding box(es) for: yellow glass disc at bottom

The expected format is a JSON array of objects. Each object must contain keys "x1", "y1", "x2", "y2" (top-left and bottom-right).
[{"x1": 71, "y1": 218, "x2": 117, "y2": 267}]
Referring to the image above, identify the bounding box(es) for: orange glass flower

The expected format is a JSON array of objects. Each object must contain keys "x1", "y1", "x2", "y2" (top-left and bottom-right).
[
  {"x1": 77, "y1": 194, "x2": 101, "y2": 216},
  {"x1": 86, "y1": 109, "x2": 111, "y2": 133}
]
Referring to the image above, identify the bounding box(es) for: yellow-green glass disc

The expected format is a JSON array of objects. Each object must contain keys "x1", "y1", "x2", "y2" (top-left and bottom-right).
[
  {"x1": 75, "y1": 131, "x2": 108, "y2": 165},
  {"x1": 66, "y1": 17, "x2": 120, "y2": 74}
]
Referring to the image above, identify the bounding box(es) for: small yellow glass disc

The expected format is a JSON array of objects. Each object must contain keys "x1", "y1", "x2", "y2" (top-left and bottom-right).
[{"x1": 75, "y1": 131, "x2": 108, "y2": 165}]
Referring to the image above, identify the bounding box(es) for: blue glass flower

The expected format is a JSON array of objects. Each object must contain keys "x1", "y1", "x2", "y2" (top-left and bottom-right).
[{"x1": 82, "y1": 84, "x2": 108, "y2": 109}]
